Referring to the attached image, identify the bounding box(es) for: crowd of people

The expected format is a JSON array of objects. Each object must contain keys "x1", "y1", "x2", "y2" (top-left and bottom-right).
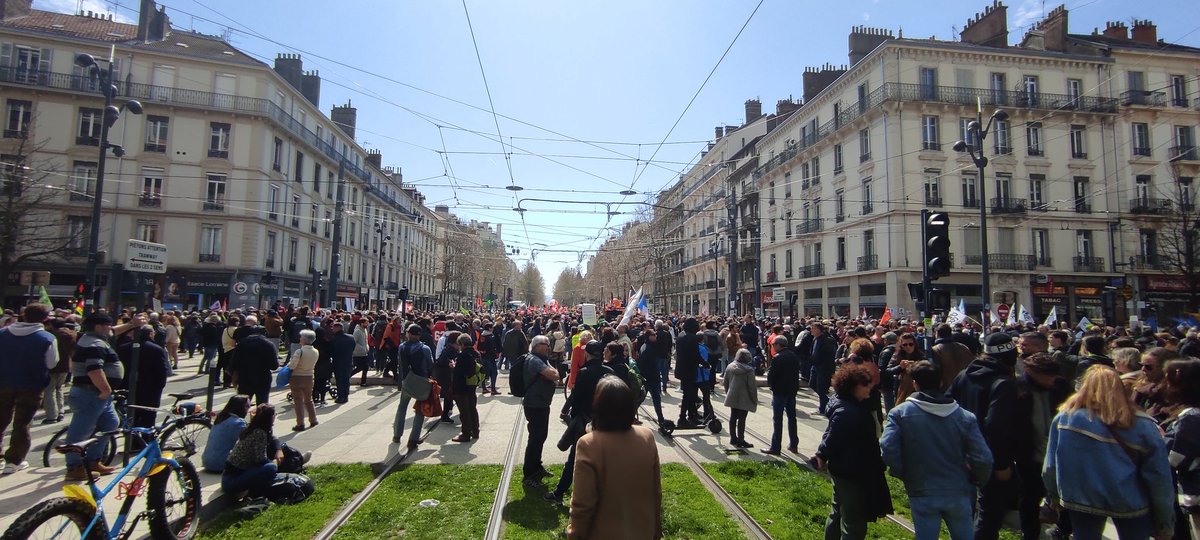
[{"x1": 3, "y1": 299, "x2": 1200, "y2": 539}]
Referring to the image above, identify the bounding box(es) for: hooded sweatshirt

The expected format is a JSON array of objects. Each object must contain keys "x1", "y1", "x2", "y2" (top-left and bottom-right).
[
  {"x1": 881, "y1": 391, "x2": 994, "y2": 498},
  {"x1": 0, "y1": 322, "x2": 59, "y2": 391},
  {"x1": 949, "y1": 356, "x2": 1018, "y2": 470}
]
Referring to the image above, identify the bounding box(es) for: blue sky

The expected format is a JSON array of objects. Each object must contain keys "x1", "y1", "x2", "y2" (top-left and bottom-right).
[{"x1": 34, "y1": 0, "x2": 1200, "y2": 296}]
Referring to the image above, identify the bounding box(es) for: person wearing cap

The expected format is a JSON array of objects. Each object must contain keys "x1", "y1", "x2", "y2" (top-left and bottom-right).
[
  {"x1": 949, "y1": 332, "x2": 1021, "y2": 540},
  {"x1": 0, "y1": 304, "x2": 59, "y2": 474},
  {"x1": 393, "y1": 324, "x2": 433, "y2": 450},
  {"x1": 1013, "y1": 352, "x2": 1072, "y2": 540},
  {"x1": 63, "y1": 311, "x2": 123, "y2": 482}
]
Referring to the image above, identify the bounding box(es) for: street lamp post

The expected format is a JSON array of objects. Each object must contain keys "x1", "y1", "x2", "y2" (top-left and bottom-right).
[
  {"x1": 75, "y1": 49, "x2": 142, "y2": 313},
  {"x1": 375, "y1": 222, "x2": 391, "y2": 311},
  {"x1": 954, "y1": 108, "x2": 1009, "y2": 326},
  {"x1": 709, "y1": 238, "x2": 724, "y2": 316}
]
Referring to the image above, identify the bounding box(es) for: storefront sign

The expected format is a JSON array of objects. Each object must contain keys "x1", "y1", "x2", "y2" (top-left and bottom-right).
[
  {"x1": 1074, "y1": 287, "x2": 1100, "y2": 296},
  {"x1": 228, "y1": 274, "x2": 260, "y2": 311},
  {"x1": 1145, "y1": 276, "x2": 1190, "y2": 292},
  {"x1": 771, "y1": 287, "x2": 786, "y2": 302},
  {"x1": 1032, "y1": 285, "x2": 1066, "y2": 295}
]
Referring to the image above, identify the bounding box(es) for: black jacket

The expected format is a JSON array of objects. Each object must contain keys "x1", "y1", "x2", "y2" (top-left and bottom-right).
[
  {"x1": 567, "y1": 359, "x2": 613, "y2": 420},
  {"x1": 117, "y1": 340, "x2": 171, "y2": 407},
  {"x1": 1014, "y1": 373, "x2": 1071, "y2": 466},
  {"x1": 674, "y1": 332, "x2": 704, "y2": 383},
  {"x1": 767, "y1": 348, "x2": 801, "y2": 396},
  {"x1": 818, "y1": 395, "x2": 888, "y2": 482},
  {"x1": 200, "y1": 322, "x2": 224, "y2": 348},
  {"x1": 949, "y1": 356, "x2": 1018, "y2": 471},
  {"x1": 804, "y1": 333, "x2": 839, "y2": 370},
  {"x1": 231, "y1": 334, "x2": 279, "y2": 393},
  {"x1": 452, "y1": 348, "x2": 481, "y2": 394}
]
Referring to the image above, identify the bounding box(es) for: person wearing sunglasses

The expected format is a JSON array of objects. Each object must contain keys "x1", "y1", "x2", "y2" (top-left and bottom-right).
[{"x1": 888, "y1": 333, "x2": 926, "y2": 405}]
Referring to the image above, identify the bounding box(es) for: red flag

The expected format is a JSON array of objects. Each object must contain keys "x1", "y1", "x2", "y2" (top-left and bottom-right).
[
  {"x1": 879, "y1": 306, "x2": 893, "y2": 325},
  {"x1": 221, "y1": 299, "x2": 227, "y2": 312},
  {"x1": 476, "y1": 296, "x2": 483, "y2": 308}
]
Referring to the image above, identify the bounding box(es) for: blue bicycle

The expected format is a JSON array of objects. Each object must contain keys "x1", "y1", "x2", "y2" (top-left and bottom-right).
[{"x1": 2, "y1": 407, "x2": 202, "y2": 540}]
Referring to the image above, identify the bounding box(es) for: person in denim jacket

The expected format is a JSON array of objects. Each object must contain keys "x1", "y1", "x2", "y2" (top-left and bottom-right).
[
  {"x1": 882, "y1": 361, "x2": 993, "y2": 540},
  {"x1": 1044, "y1": 365, "x2": 1175, "y2": 540}
]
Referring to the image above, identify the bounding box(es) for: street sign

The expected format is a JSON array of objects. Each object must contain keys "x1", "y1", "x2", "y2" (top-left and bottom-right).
[
  {"x1": 125, "y1": 239, "x2": 167, "y2": 274},
  {"x1": 771, "y1": 287, "x2": 786, "y2": 302},
  {"x1": 1120, "y1": 285, "x2": 1133, "y2": 300},
  {"x1": 997, "y1": 303, "x2": 1011, "y2": 322}
]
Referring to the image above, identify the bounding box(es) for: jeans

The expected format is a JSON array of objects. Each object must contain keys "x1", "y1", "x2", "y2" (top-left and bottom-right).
[
  {"x1": 911, "y1": 495, "x2": 975, "y2": 540},
  {"x1": 769, "y1": 393, "x2": 798, "y2": 451},
  {"x1": 42, "y1": 373, "x2": 68, "y2": 419},
  {"x1": 64, "y1": 386, "x2": 120, "y2": 467},
  {"x1": 200, "y1": 345, "x2": 219, "y2": 373},
  {"x1": 0, "y1": 388, "x2": 41, "y2": 463},
  {"x1": 882, "y1": 387, "x2": 896, "y2": 412},
  {"x1": 658, "y1": 357, "x2": 671, "y2": 391},
  {"x1": 523, "y1": 406, "x2": 549, "y2": 478},
  {"x1": 811, "y1": 365, "x2": 833, "y2": 414},
  {"x1": 552, "y1": 442, "x2": 577, "y2": 496},
  {"x1": 221, "y1": 462, "x2": 278, "y2": 498},
  {"x1": 645, "y1": 379, "x2": 665, "y2": 422},
  {"x1": 392, "y1": 392, "x2": 426, "y2": 445},
  {"x1": 729, "y1": 408, "x2": 748, "y2": 442},
  {"x1": 825, "y1": 474, "x2": 869, "y2": 540},
  {"x1": 482, "y1": 358, "x2": 498, "y2": 391},
  {"x1": 333, "y1": 357, "x2": 352, "y2": 402},
  {"x1": 1068, "y1": 510, "x2": 1152, "y2": 540}
]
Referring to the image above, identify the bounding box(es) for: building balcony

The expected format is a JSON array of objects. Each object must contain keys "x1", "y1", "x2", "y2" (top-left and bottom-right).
[
  {"x1": 886, "y1": 83, "x2": 1118, "y2": 113},
  {"x1": 921, "y1": 142, "x2": 941, "y2": 151},
  {"x1": 990, "y1": 197, "x2": 1027, "y2": 214},
  {"x1": 1133, "y1": 146, "x2": 1152, "y2": 158},
  {"x1": 857, "y1": 254, "x2": 878, "y2": 272},
  {"x1": 199, "y1": 253, "x2": 221, "y2": 263},
  {"x1": 861, "y1": 203, "x2": 873, "y2": 215},
  {"x1": 75, "y1": 135, "x2": 99, "y2": 146},
  {"x1": 739, "y1": 246, "x2": 758, "y2": 260},
  {"x1": 1030, "y1": 200, "x2": 1049, "y2": 212},
  {"x1": 962, "y1": 253, "x2": 1037, "y2": 270},
  {"x1": 1121, "y1": 90, "x2": 1166, "y2": 107},
  {"x1": 1134, "y1": 255, "x2": 1167, "y2": 271},
  {"x1": 1074, "y1": 200, "x2": 1092, "y2": 214},
  {"x1": 288, "y1": 262, "x2": 297, "y2": 272},
  {"x1": 766, "y1": 271, "x2": 777, "y2": 283},
  {"x1": 962, "y1": 198, "x2": 979, "y2": 209},
  {"x1": 265, "y1": 259, "x2": 275, "y2": 269},
  {"x1": 1170, "y1": 145, "x2": 1199, "y2": 162},
  {"x1": 1071, "y1": 150, "x2": 1088, "y2": 159},
  {"x1": 796, "y1": 219, "x2": 823, "y2": 235},
  {"x1": 1073, "y1": 256, "x2": 1105, "y2": 273},
  {"x1": 207, "y1": 149, "x2": 229, "y2": 159},
  {"x1": 799, "y1": 263, "x2": 825, "y2": 279},
  {"x1": 1129, "y1": 198, "x2": 1172, "y2": 215},
  {"x1": 1027, "y1": 147, "x2": 1044, "y2": 157},
  {"x1": 138, "y1": 194, "x2": 161, "y2": 208},
  {"x1": 925, "y1": 195, "x2": 942, "y2": 207},
  {"x1": 835, "y1": 213, "x2": 845, "y2": 223},
  {"x1": 65, "y1": 246, "x2": 88, "y2": 258},
  {"x1": 144, "y1": 142, "x2": 166, "y2": 153},
  {"x1": 69, "y1": 191, "x2": 90, "y2": 202},
  {"x1": 202, "y1": 201, "x2": 225, "y2": 212}
]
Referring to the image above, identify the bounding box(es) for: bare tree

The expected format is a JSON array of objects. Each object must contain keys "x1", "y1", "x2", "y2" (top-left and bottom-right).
[
  {"x1": 0, "y1": 132, "x2": 83, "y2": 291},
  {"x1": 1158, "y1": 163, "x2": 1200, "y2": 308},
  {"x1": 517, "y1": 260, "x2": 545, "y2": 306}
]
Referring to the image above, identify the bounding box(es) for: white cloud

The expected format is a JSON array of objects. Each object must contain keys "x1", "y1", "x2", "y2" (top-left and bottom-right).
[
  {"x1": 32, "y1": 0, "x2": 135, "y2": 23},
  {"x1": 862, "y1": 12, "x2": 871, "y2": 22},
  {"x1": 1011, "y1": 0, "x2": 1042, "y2": 29}
]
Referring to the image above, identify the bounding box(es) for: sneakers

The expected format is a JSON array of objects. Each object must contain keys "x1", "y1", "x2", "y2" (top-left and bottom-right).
[
  {"x1": 542, "y1": 491, "x2": 563, "y2": 503},
  {"x1": 1, "y1": 461, "x2": 28, "y2": 474},
  {"x1": 521, "y1": 478, "x2": 543, "y2": 488},
  {"x1": 65, "y1": 466, "x2": 99, "y2": 482}
]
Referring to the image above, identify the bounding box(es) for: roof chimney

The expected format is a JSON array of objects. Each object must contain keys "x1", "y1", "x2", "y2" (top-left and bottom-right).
[
  {"x1": 273, "y1": 54, "x2": 304, "y2": 93},
  {"x1": 715, "y1": 126, "x2": 724, "y2": 141},
  {"x1": 1131, "y1": 19, "x2": 1157, "y2": 44},
  {"x1": 331, "y1": 101, "x2": 357, "y2": 140},
  {"x1": 848, "y1": 26, "x2": 895, "y2": 66},
  {"x1": 300, "y1": 70, "x2": 321, "y2": 108},
  {"x1": 0, "y1": 0, "x2": 33, "y2": 21},
  {"x1": 1028, "y1": 5, "x2": 1069, "y2": 52},
  {"x1": 135, "y1": 0, "x2": 170, "y2": 43},
  {"x1": 960, "y1": 0, "x2": 1008, "y2": 48},
  {"x1": 775, "y1": 98, "x2": 800, "y2": 117},
  {"x1": 803, "y1": 63, "x2": 848, "y2": 104},
  {"x1": 1102, "y1": 21, "x2": 1128, "y2": 40},
  {"x1": 365, "y1": 150, "x2": 382, "y2": 169},
  {"x1": 744, "y1": 99, "x2": 762, "y2": 124}
]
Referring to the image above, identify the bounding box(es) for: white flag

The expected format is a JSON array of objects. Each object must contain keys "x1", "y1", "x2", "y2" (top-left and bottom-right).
[
  {"x1": 619, "y1": 287, "x2": 642, "y2": 327},
  {"x1": 1043, "y1": 306, "x2": 1058, "y2": 327},
  {"x1": 344, "y1": 297, "x2": 355, "y2": 312},
  {"x1": 1018, "y1": 303, "x2": 1034, "y2": 325},
  {"x1": 1077, "y1": 316, "x2": 1092, "y2": 331},
  {"x1": 947, "y1": 304, "x2": 966, "y2": 326}
]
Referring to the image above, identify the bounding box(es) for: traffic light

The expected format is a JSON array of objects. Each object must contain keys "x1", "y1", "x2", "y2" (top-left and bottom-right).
[
  {"x1": 505, "y1": 287, "x2": 513, "y2": 303},
  {"x1": 924, "y1": 211, "x2": 951, "y2": 280},
  {"x1": 399, "y1": 286, "x2": 410, "y2": 302},
  {"x1": 74, "y1": 282, "x2": 87, "y2": 300}
]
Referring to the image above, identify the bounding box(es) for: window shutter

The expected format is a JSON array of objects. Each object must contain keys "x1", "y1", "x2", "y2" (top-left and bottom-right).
[
  {"x1": 0, "y1": 43, "x2": 13, "y2": 70},
  {"x1": 39, "y1": 47, "x2": 53, "y2": 72}
]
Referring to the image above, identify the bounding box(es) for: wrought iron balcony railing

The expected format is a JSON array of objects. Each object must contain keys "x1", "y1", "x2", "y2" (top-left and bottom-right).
[
  {"x1": 990, "y1": 197, "x2": 1027, "y2": 214},
  {"x1": 857, "y1": 255, "x2": 878, "y2": 272},
  {"x1": 1121, "y1": 90, "x2": 1166, "y2": 107},
  {"x1": 799, "y1": 264, "x2": 825, "y2": 278},
  {"x1": 1129, "y1": 198, "x2": 1172, "y2": 215},
  {"x1": 138, "y1": 195, "x2": 161, "y2": 208},
  {"x1": 1073, "y1": 256, "x2": 1105, "y2": 273},
  {"x1": 199, "y1": 253, "x2": 221, "y2": 263}
]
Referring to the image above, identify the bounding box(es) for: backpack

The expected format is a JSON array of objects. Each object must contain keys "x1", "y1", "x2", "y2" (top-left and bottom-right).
[
  {"x1": 705, "y1": 332, "x2": 722, "y2": 356},
  {"x1": 464, "y1": 356, "x2": 484, "y2": 387},
  {"x1": 277, "y1": 443, "x2": 306, "y2": 474},
  {"x1": 551, "y1": 332, "x2": 566, "y2": 354},
  {"x1": 625, "y1": 361, "x2": 645, "y2": 403},
  {"x1": 267, "y1": 473, "x2": 314, "y2": 505},
  {"x1": 510, "y1": 353, "x2": 530, "y2": 397}
]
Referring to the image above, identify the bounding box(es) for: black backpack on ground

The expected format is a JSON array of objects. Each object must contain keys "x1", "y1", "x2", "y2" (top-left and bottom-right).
[
  {"x1": 510, "y1": 353, "x2": 530, "y2": 397},
  {"x1": 267, "y1": 472, "x2": 314, "y2": 505}
]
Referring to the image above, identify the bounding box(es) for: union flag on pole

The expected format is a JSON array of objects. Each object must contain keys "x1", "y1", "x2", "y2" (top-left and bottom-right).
[{"x1": 879, "y1": 306, "x2": 892, "y2": 325}]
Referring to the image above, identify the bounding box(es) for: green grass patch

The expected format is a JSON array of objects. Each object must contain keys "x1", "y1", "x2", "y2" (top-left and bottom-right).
[
  {"x1": 199, "y1": 463, "x2": 374, "y2": 540},
  {"x1": 503, "y1": 463, "x2": 742, "y2": 539},
  {"x1": 703, "y1": 460, "x2": 912, "y2": 539},
  {"x1": 334, "y1": 464, "x2": 502, "y2": 540}
]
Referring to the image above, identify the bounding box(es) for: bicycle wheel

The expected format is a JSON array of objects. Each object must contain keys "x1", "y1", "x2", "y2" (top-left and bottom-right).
[
  {"x1": 158, "y1": 418, "x2": 212, "y2": 460},
  {"x1": 42, "y1": 431, "x2": 117, "y2": 470},
  {"x1": 146, "y1": 458, "x2": 201, "y2": 540},
  {"x1": 0, "y1": 497, "x2": 106, "y2": 540}
]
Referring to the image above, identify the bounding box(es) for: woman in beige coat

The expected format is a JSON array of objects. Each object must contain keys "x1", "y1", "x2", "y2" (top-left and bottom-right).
[
  {"x1": 287, "y1": 329, "x2": 320, "y2": 431},
  {"x1": 567, "y1": 376, "x2": 662, "y2": 540}
]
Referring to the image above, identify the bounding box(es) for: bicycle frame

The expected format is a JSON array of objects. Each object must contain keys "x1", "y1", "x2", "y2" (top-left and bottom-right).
[{"x1": 61, "y1": 426, "x2": 182, "y2": 539}]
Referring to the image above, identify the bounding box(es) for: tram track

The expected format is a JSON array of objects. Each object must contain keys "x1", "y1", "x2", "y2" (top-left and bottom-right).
[{"x1": 483, "y1": 408, "x2": 527, "y2": 540}]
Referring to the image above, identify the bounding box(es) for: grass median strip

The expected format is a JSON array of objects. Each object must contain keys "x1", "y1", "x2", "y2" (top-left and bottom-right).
[
  {"x1": 503, "y1": 463, "x2": 742, "y2": 539},
  {"x1": 334, "y1": 463, "x2": 502, "y2": 540},
  {"x1": 703, "y1": 460, "x2": 912, "y2": 539},
  {"x1": 198, "y1": 463, "x2": 374, "y2": 540}
]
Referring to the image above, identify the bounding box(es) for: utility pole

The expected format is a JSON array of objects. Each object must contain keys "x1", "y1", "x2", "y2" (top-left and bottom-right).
[
  {"x1": 327, "y1": 160, "x2": 345, "y2": 309},
  {"x1": 727, "y1": 175, "x2": 738, "y2": 315}
]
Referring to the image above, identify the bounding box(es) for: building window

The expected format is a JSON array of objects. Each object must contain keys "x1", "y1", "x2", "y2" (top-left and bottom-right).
[
  {"x1": 1172, "y1": 75, "x2": 1189, "y2": 107},
  {"x1": 1174, "y1": 126, "x2": 1196, "y2": 160},
  {"x1": 769, "y1": 253, "x2": 777, "y2": 277},
  {"x1": 785, "y1": 249, "x2": 794, "y2": 278},
  {"x1": 310, "y1": 204, "x2": 318, "y2": 234},
  {"x1": 268, "y1": 184, "x2": 279, "y2": 221},
  {"x1": 209, "y1": 123, "x2": 231, "y2": 158},
  {"x1": 1029, "y1": 174, "x2": 1045, "y2": 210},
  {"x1": 77, "y1": 108, "x2": 102, "y2": 146},
  {"x1": 70, "y1": 161, "x2": 97, "y2": 202},
  {"x1": 921, "y1": 115, "x2": 939, "y2": 150},
  {"x1": 326, "y1": 171, "x2": 334, "y2": 195},
  {"x1": 66, "y1": 216, "x2": 89, "y2": 254},
  {"x1": 1022, "y1": 75, "x2": 1040, "y2": 106},
  {"x1": 1026, "y1": 122, "x2": 1042, "y2": 156},
  {"x1": 836, "y1": 237, "x2": 846, "y2": 271},
  {"x1": 993, "y1": 120, "x2": 1011, "y2": 154},
  {"x1": 5, "y1": 100, "x2": 32, "y2": 138},
  {"x1": 924, "y1": 169, "x2": 941, "y2": 206},
  {"x1": 204, "y1": 174, "x2": 226, "y2": 211},
  {"x1": 961, "y1": 174, "x2": 978, "y2": 208},
  {"x1": 1033, "y1": 229, "x2": 1050, "y2": 266},
  {"x1": 313, "y1": 163, "x2": 322, "y2": 193},
  {"x1": 1073, "y1": 176, "x2": 1091, "y2": 213},
  {"x1": 857, "y1": 83, "x2": 867, "y2": 112},
  {"x1": 785, "y1": 211, "x2": 793, "y2": 239},
  {"x1": 291, "y1": 195, "x2": 301, "y2": 228},
  {"x1": 1076, "y1": 230, "x2": 1093, "y2": 260},
  {"x1": 265, "y1": 231, "x2": 277, "y2": 268},
  {"x1": 859, "y1": 128, "x2": 871, "y2": 162},
  {"x1": 199, "y1": 224, "x2": 222, "y2": 262},
  {"x1": 268, "y1": 137, "x2": 282, "y2": 172},
  {"x1": 801, "y1": 164, "x2": 810, "y2": 190},
  {"x1": 295, "y1": 151, "x2": 305, "y2": 183},
  {"x1": 144, "y1": 115, "x2": 168, "y2": 152},
  {"x1": 919, "y1": 67, "x2": 938, "y2": 100},
  {"x1": 0, "y1": 154, "x2": 23, "y2": 196},
  {"x1": 833, "y1": 144, "x2": 844, "y2": 174},
  {"x1": 785, "y1": 172, "x2": 793, "y2": 197},
  {"x1": 1070, "y1": 125, "x2": 1087, "y2": 158},
  {"x1": 1140, "y1": 229, "x2": 1158, "y2": 266},
  {"x1": 1134, "y1": 175, "x2": 1151, "y2": 207},
  {"x1": 768, "y1": 181, "x2": 775, "y2": 206},
  {"x1": 1066, "y1": 78, "x2": 1082, "y2": 106},
  {"x1": 995, "y1": 173, "x2": 1012, "y2": 204},
  {"x1": 990, "y1": 72, "x2": 1007, "y2": 105},
  {"x1": 324, "y1": 210, "x2": 332, "y2": 238},
  {"x1": 1132, "y1": 123, "x2": 1151, "y2": 157},
  {"x1": 308, "y1": 243, "x2": 317, "y2": 271},
  {"x1": 861, "y1": 177, "x2": 873, "y2": 214},
  {"x1": 140, "y1": 168, "x2": 163, "y2": 207},
  {"x1": 134, "y1": 220, "x2": 159, "y2": 243},
  {"x1": 811, "y1": 156, "x2": 821, "y2": 184},
  {"x1": 769, "y1": 219, "x2": 776, "y2": 243},
  {"x1": 288, "y1": 238, "x2": 299, "y2": 271},
  {"x1": 349, "y1": 220, "x2": 357, "y2": 247},
  {"x1": 835, "y1": 189, "x2": 845, "y2": 221},
  {"x1": 1180, "y1": 177, "x2": 1195, "y2": 212},
  {"x1": 959, "y1": 118, "x2": 978, "y2": 150}
]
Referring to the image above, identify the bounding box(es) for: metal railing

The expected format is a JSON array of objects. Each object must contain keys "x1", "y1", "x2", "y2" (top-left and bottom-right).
[
  {"x1": 796, "y1": 219, "x2": 823, "y2": 235},
  {"x1": 925, "y1": 195, "x2": 942, "y2": 207},
  {"x1": 202, "y1": 201, "x2": 225, "y2": 212},
  {"x1": 1170, "y1": 145, "x2": 1198, "y2": 161},
  {"x1": 1074, "y1": 200, "x2": 1092, "y2": 214},
  {"x1": 1073, "y1": 256, "x2": 1105, "y2": 273},
  {"x1": 861, "y1": 203, "x2": 873, "y2": 215},
  {"x1": 857, "y1": 255, "x2": 878, "y2": 271},
  {"x1": 198, "y1": 253, "x2": 221, "y2": 263},
  {"x1": 138, "y1": 195, "x2": 161, "y2": 208},
  {"x1": 1133, "y1": 146, "x2": 1152, "y2": 157},
  {"x1": 1122, "y1": 90, "x2": 1166, "y2": 107},
  {"x1": 963, "y1": 198, "x2": 979, "y2": 209},
  {"x1": 799, "y1": 263, "x2": 825, "y2": 278},
  {"x1": 1134, "y1": 255, "x2": 1166, "y2": 270},
  {"x1": 1129, "y1": 198, "x2": 1172, "y2": 215},
  {"x1": 990, "y1": 197, "x2": 1027, "y2": 214},
  {"x1": 990, "y1": 254, "x2": 1037, "y2": 271}
]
